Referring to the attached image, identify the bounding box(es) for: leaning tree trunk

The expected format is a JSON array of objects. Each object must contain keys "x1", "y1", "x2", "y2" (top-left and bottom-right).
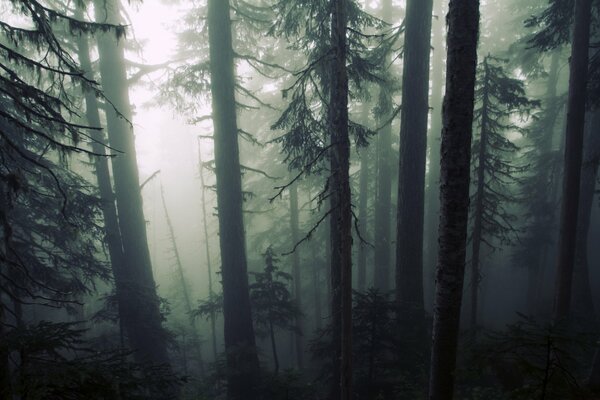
[
  {"x1": 160, "y1": 186, "x2": 205, "y2": 375},
  {"x1": 329, "y1": 0, "x2": 352, "y2": 399},
  {"x1": 396, "y1": 0, "x2": 433, "y2": 334},
  {"x1": 197, "y1": 141, "x2": 218, "y2": 360},
  {"x1": 428, "y1": 0, "x2": 480, "y2": 399},
  {"x1": 553, "y1": 0, "x2": 593, "y2": 323},
  {"x1": 75, "y1": 6, "x2": 128, "y2": 346},
  {"x1": 373, "y1": 0, "x2": 393, "y2": 292},
  {"x1": 94, "y1": 0, "x2": 172, "y2": 371},
  {"x1": 289, "y1": 182, "x2": 304, "y2": 368},
  {"x1": 207, "y1": 1, "x2": 260, "y2": 398},
  {"x1": 572, "y1": 110, "x2": 600, "y2": 329},
  {"x1": 469, "y1": 58, "x2": 491, "y2": 330}
]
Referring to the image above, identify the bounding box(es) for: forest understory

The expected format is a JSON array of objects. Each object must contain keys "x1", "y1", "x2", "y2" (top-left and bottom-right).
[{"x1": 1, "y1": 0, "x2": 600, "y2": 399}]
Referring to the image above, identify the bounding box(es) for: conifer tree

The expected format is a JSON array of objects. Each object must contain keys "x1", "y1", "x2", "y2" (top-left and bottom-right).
[
  {"x1": 429, "y1": 0, "x2": 480, "y2": 398},
  {"x1": 469, "y1": 55, "x2": 537, "y2": 329}
]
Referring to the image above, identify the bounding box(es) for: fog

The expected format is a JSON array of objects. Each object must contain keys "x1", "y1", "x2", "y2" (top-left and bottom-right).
[{"x1": 1, "y1": 0, "x2": 600, "y2": 399}]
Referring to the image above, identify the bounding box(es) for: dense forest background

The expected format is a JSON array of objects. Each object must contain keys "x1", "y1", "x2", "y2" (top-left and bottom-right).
[{"x1": 1, "y1": 0, "x2": 600, "y2": 399}]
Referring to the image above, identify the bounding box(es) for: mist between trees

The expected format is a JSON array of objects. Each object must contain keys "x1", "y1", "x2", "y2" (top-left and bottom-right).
[{"x1": 1, "y1": 0, "x2": 600, "y2": 399}]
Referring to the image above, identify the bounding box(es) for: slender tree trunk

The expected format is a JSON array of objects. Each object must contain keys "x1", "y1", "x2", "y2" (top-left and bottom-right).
[
  {"x1": 289, "y1": 182, "x2": 304, "y2": 368},
  {"x1": 357, "y1": 147, "x2": 369, "y2": 291},
  {"x1": 425, "y1": 0, "x2": 446, "y2": 305},
  {"x1": 396, "y1": 0, "x2": 433, "y2": 330},
  {"x1": 313, "y1": 250, "x2": 323, "y2": 331},
  {"x1": 329, "y1": 1, "x2": 352, "y2": 399},
  {"x1": 572, "y1": 110, "x2": 600, "y2": 328},
  {"x1": 197, "y1": 140, "x2": 218, "y2": 361},
  {"x1": 94, "y1": 0, "x2": 172, "y2": 371},
  {"x1": 526, "y1": 51, "x2": 561, "y2": 315},
  {"x1": 373, "y1": 0, "x2": 393, "y2": 292},
  {"x1": 160, "y1": 186, "x2": 205, "y2": 375},
  {"x1": 207, "y1": 1, "x2": 260, "y2": 398},
  {"x1": 553, "y1": 0, "x2": 593, "y2": 322},
  {"x1": 428, "y1": 0, "x2": 480, "y2": 399},
  {"x1": 470, "y1": 59, "x2": 491, "y2": 330},
  {"x1": 269, "y1": 318, "x2": 279, "y2": 374}
]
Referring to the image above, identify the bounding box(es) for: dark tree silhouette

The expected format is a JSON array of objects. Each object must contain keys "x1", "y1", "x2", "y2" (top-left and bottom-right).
[{"x1": 428, "y1": 0, "x2": 480, "y2": 398}]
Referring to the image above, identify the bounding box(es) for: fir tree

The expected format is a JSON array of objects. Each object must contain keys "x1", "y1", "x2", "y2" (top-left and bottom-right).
[{"x1": 469, "y1": 55, "x2": 538, "y2": 329}]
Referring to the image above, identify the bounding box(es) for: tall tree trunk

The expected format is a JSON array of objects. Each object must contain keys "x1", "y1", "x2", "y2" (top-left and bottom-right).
[
  {"x1": 553, "y1": 0, "x2": 593, "y2": 322},
  {"x1": 526, "y1": 51, "x2": 561, "y2": 315},
  {"x1": 428, "y1": 0, "x2": 480, "y2": 399},
  {"x1": 329, "y1": 1, "x2": 352, "y2": 399},
  {"x1": 289, "y1": 182, "x2": 304, "y2": 368},
  {"x1": 75, "y1": 7, "x2": 128, "y2": 347},
  {"x1": 197, "y1": 140, "x2": 218, "y2": 361},
  {"x1": 425, "y1": 0, "x2": 446, "y2": 304},
  {"x1": 373, "y1": 0, "x2": 393, "y2": 292},
  {"x1": 572, "y1": 110, "x2": 600, "y2": 328},
  {"x1": 469, "y1": 58, "x2": 491, "y2": 330},
  {"x1": 94, "y1": 0, "x2": 172, "y2": 370},
  {"x1": 160, "y1": 186, "x2": 205, "y2": 375},
  {"x1": 207, "y1": 1, "x2": 260, "y2": 398},
  {"x1": 269, "y1": 318, "x2": 280, "y2": 374},
  {"x1": 396, "y1": 0, "x2": 433, "y2": 328},
  {"x1": 357, "y1": 147, "x2": 369, "y2": 291}
]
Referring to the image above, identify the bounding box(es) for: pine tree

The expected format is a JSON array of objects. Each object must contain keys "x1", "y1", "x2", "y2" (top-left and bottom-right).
[
  {"x1": 468, "y1": 55, "x2": 538, "y2": 329},
  {"x1": 249, "y1": 247, "x2": 300, "y2": 374}
]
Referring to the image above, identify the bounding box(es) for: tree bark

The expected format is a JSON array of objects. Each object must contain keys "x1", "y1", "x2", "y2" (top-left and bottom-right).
[
  {"x1": 396, "y1": 0, "x2": 433, "y2": 325},
  {"x1": 94, "y1": 0, "x2": 172, "y2": 370},
  {"x1": 289, "y1": 182, "x2": 304, "y2": 368},
  {"x1": 329, "y1": 0, "x2": 352, "y2": 399},
  {"x1": 428, "y1": 0, "x2": 480, "y2": 399},
  {"x1": 373, "y1": 0, "x2": 393, "y2": 292},
  {"x1": 553, "y1": 0, "x2": 593, "y2": 323},
  {"x1": 207, "y1": 1, "x2": 260, "y2": 398}
]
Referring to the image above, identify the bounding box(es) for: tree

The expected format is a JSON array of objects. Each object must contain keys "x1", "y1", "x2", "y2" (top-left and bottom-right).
[
  {"x1": 553, "y1": 0, "x2": 593, "y2": 322},
  {"x1": 207, "y1": 0, "x2": 261, "y2": 398},
  {"x1": 249, "y1": 248, "x2": 300, "y2": 374},
  {"x1": 469, "y1": 56, "x2": 537, "y2": 329},
  {"x1": 373, "y1": 0, "x2": 395, "y2": 292},
  {"x1": 425, "y1": 0, "x2": 447, "y2": 296},
  {"x1": 572, "y1": 110, "x2": 600, "y2": 327},
  {"x1": 514, "y1": 50, "x2": 563, "y2": 316},
  {"x1": 270, "y1": 1, "x2": 389, "y2": 398},
  {"x1": 0, "y1": 1, "x2": 178, "y2": 398},
  {"x1": 428, "y1": 0, "x2": 480, "y2": 399},
  {"x1": 289, "y1": 182, "x2": 305, "y2": 367},
  {"x1": 329, "y1": 1, "x2": 353, "y2": 397},
  {"x1": 93, "y1": 0, "x2": 172, "y2": 370},
  {"x1": 396, "y1": 0, "x2": 434, "y2": 325}
]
